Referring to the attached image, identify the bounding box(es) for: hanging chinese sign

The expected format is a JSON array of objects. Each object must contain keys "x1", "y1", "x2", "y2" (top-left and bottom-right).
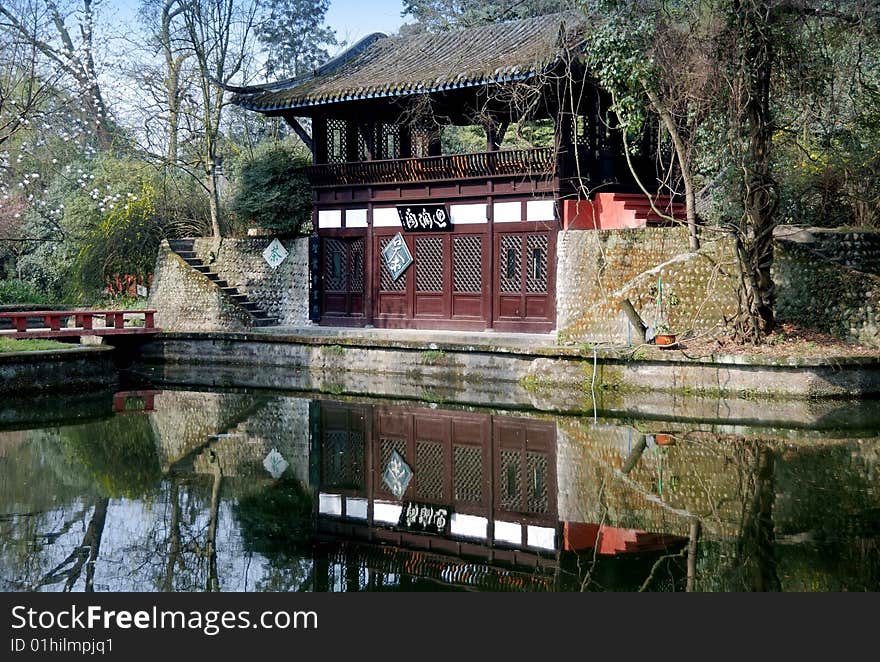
[
  {"x1": 262, "y1": 238, "x2": 289, "y2": 269},
  {"x1": 396, "y1": 204, "x2": 451, "y2": 232},
  {"x1": 262, "y1": 448, "x2": 289, "y2": 479},
  {"x1": 381, "y1": 232, "x2": 413, "y2": 281},
  {"x1": 398, "y1": 501, "x2": 451, "y2": 534},
  {"x1": 382, "y1": 449, "x2": 413, "y2": 500}
]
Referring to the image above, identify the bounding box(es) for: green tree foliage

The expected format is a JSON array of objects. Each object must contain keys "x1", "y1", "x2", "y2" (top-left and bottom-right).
[
  {"x1": 259, "y1": 0, "x2": 339, "y2": 78},
  {"x1": 0, "y1": 279, "x2": 50, "y2": 304},
  {"x1": 15, "y1": 156, "x2": 203, "y2": 302},
  {"x1": 230, "y1": 142, "x2": 312, "y2": 236},
  {"x1": 582, "y1": 0, "x2": 880, "y2": 339},
  {"x1": 59, "y1": 416, "x2": 162, "y2": 499}
]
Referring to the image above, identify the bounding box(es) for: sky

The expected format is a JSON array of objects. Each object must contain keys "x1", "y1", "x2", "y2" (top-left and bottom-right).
[
  {"x1": 325, "y1": 0, "x2": 410, "y2": 44},
  {"x1": 109, "y1": 0, "x2": 410, "y2": 48}
]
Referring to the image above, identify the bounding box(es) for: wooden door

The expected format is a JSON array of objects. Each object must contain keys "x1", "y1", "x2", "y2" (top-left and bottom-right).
[
  {"x1": 492, "y1": 417, "x2": 556, "y2": 526},
  {"x1": 374, "y1": 230, "x2": 489, "y2": 329},
  {"x1": 322, "y1": 236, "x2": 365, "y2": 319},
  {"x1": 493, "y1": 228, "x2": 555, "y2": 332}
]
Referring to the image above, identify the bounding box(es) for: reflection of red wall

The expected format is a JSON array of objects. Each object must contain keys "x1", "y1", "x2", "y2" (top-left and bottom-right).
[{"x1": 564, "y1": 521, "x2": 685, "y2": 555}]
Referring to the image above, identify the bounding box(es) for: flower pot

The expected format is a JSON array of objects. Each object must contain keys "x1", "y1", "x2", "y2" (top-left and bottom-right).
[
  {"x1": 655, "y1": 433, "x2": 676, "y2": 446},
  {"x1": 655, "y1": 333, "x2": 677, "y2": 347}
]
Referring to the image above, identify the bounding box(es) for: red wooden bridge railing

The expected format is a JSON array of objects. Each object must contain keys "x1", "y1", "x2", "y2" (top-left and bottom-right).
[{"x1": 0, "y1": 309, "x2": 159, "y2": 339}]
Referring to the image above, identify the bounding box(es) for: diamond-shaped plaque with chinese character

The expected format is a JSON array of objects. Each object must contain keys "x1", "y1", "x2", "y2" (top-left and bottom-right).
[
  {"x1": 381, "y1": 232, "x2": 412, "y2": 281},
  {"x1": 262, "y1": 238, "x2": 289, "y2": 269},
  {"x1": 382, "y1": 449, "x2": 413, "y2": 500},
  {"x1": 262, "y1": 447, "x2": 289, "y2": 479}
]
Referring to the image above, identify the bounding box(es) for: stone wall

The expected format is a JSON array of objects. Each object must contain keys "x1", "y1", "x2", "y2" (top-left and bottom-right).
[
  {"x1": 556, "y1": 227, "x2": 739, "y2": 344},
  {"x1": 149, "y1": 243, "x2": 252, "y2": 331},
  {"x1": 776, "y1": 227, "x2": 880, "y2": 275},
  {"x1": 0, "y1": 346, "x2": 116, "y2": 394},
  {"x1": 148, "y1": 237, "x2": 311, "y2": 331},
  {"x1": 774, "y1": 239, "x2": 880, "y2": 347},
  {"x1": 192, "y1": 237, "x2": 311, "y2": 326}
]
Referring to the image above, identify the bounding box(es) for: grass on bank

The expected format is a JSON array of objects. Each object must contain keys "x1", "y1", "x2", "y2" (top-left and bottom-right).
[{"x1": 0, "y1": 337, "x2": 78, "y2": 353}]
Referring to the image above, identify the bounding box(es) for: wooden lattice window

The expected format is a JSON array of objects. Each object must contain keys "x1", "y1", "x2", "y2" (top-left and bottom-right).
[
  {"x1": 500, "y1": 235, "x2": 522, "y2": 293},
  {"x1": 324, "y1": 237, "x2": 364, "y2": 294},
  {"x1": 415, "y1": 236, "x2": 444, "y2": 292},
  {"x1": 356, "y1": 124, "x2": 372, "y2": 161},
  {"x1": 500, "y1": 450, "x2": 523, "y2": 511},
  {"x1": 453, "y1": 235, "x2": 482, "y2": 293},
  {"x1": 377, "y1": 123, "x2": 402, "y2": 160},
  {"x1": 571, "y1": 115, "x2": 590, "y2": 147},
  {"x1": 526, "y1": 234, "x2": 548, "y2": 294},
  {"x1": 379, "y1": 237, "x2": 407, "y2": 291},
  {"x1": 322, "y1": 429, "x2": 365, "y2": 490},
  {"x1": 416, "y1": 441, "x2": 444, "y2": 501},
  {"x1": 526, "y1": 451, "x2": 549, "y2": 513},
  {"x1": 326, "y1": 118, "x2": 348, "y2": 163},
  {"x1": 453, "y1": 445, "x2": 482, "y2": 503},
  {"x1": 324, "y1": 238, "x2": 347, "y2": 292}
]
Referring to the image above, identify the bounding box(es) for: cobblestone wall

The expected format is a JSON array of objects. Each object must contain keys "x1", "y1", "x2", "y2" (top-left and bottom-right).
[
  {"x1": 776, "y1": 228, "x2": 880, "y2": 275},
  {"x1": 150, "y1": 391, "x2": 311, "y2": 486},
  {"x1": 148, "y1": 244, "x2": 252, "y2": 331},
  {"x1": 556, "y1": 227, "x2": 739, "y2": 344},
  {"x1": 774, "y1": 239, "x2": 880, "y2": 347},
  {"x1": 149, "y1": 237, "x2": 311, "y2": 331},
  {"x1": 192, "y1": 237, "x2": 311, "y2": 326}
]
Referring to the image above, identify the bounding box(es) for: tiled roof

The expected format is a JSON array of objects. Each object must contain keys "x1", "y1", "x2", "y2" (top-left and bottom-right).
[{"x1": 233, "y1": 12, "x2": 588, "y2": 112}]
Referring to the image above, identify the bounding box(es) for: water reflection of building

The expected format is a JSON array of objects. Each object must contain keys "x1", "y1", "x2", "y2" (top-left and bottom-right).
[{"x1": 313, "y1": 401, "x2": 686, "y2": 590}]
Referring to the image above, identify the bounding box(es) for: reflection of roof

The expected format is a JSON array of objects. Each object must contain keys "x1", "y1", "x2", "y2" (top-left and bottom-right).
[{"x1": 233, "y1": 12, "x2": 588, "y2": 112}]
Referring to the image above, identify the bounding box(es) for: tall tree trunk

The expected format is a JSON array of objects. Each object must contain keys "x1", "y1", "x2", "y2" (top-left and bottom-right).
[
  {"x1": 737, "y1": 446, "x2": 780, "y2": 591},
  {"x1": 733, "y1": 0, "x2": 779, "y2": 341},
  {"x1": 643, "y1": 85, "x2": 700, "y2": 250},
  {"x1": 207, "y1": 160, "x2": 222, "y2": 238}
]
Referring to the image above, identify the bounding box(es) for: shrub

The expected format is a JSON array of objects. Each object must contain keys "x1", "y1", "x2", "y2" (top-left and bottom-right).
[
  {"x1": 230, "y1": 143, "x2": 312, "y2": 236},
  {"x1": 0, "y1": 279, "x2": 52, "y2": 305}
]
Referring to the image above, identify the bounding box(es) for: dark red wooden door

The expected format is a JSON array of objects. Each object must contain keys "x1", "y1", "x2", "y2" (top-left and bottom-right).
[
  {"x1": 492, "y1": 417, "x2": 556, "y2": 525},
  {"x1": 493, "y1": 228, "x2": 555, "y2": 332},
  {"x1": 323, "y1": 236, "x2": 365, "y2": 318},
  {"x1": 374, "y1": 230, "x2": 489, "y2": 329},
  {"x1": 372, "y1": 406, "x2": 493, "y2": 516}
]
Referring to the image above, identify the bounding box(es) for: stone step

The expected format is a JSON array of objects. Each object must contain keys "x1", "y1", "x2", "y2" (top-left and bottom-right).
[
  {"x1": 193, "y1": 265, "x2": 213, "y2": 273},
  {"x1": 251, "y1": 317, "x2": 277, "y2": 327}
]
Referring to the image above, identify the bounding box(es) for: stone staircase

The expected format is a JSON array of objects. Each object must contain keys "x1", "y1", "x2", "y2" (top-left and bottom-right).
[{"x1": 167, "y1": 239, "x2": 277, "y2": 327}]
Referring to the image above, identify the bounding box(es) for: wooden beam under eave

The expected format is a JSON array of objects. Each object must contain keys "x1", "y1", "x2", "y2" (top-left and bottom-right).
[{"x1": 283, "y1": 114, "x2": 314, "y2": 156}]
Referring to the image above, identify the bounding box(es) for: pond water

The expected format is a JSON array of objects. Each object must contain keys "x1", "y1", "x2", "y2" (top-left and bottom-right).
[{"x1": 1, "y1": 387, "x2": 879, "y2": 592}]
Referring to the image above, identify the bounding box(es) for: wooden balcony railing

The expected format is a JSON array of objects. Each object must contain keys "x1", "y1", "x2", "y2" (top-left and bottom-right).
[{"x1": 306, "y1": 147, "x2": 556, "y2": 186}]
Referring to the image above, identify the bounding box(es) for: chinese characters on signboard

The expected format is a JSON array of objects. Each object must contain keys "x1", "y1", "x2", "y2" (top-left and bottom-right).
[
  {"x1": 381, "y1": 232, "x2": 413, "y2": 281},
  {"x1": 262, "y1": 238, "x2": 289, "y2": 269},
  {"x1": 396, "y1": 204, "x2": 451, "y2": 232},
  {"x1": 382, "y1": 449, "x2": 413, "y2": 500},
  {"x1": 398, "y1": 501, "x2": 451, "y2": 534},
  {"x1": 262, "y1": 448, "x2": 289, "y2": 479}
]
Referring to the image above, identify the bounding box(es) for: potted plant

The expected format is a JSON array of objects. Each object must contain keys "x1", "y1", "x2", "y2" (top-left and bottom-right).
[
  {"x1": 651, "y1": 276, "x2": 678, "y2": 347},
  {"x1": 653, "y1": 320, "x2": 677, "y2": 347}
]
